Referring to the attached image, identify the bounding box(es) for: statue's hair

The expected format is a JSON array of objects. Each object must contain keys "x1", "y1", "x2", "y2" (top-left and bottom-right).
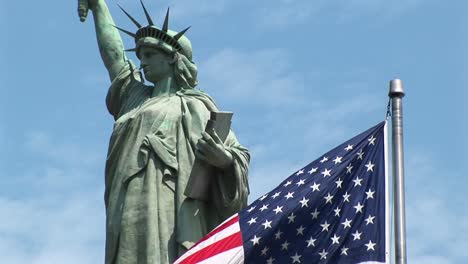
[{"x1": 170, "y1": 52, "x2": 198, "y2": 89}]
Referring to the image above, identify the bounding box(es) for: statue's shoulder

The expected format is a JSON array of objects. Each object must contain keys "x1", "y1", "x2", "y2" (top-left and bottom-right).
[
  {"x1": 179, "y1": 88, "x2": 213, "y2": 98},
  {"x1": 178, "y1": 88, "x2": 219, "y2": 112},
  {"x1": 107, "y1": 61, "x2": 150, "y2": 119}
]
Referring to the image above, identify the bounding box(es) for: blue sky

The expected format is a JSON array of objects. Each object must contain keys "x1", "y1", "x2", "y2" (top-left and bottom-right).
[{"x1": 0, "y1": 0, "x2": 466, "y2": 263}]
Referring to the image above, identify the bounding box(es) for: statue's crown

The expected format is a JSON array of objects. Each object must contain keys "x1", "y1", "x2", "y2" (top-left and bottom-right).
[{"x1": 115, "y1": 0, "x2": 192, "y2": 59}]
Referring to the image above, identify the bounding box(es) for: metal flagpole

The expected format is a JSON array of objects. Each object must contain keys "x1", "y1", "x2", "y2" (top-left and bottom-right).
[{"x1": 388, "y1": 79, "x2": 407, "y2": 264}]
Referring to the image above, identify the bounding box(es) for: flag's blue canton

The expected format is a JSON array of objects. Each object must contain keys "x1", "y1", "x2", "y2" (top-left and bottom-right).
[{"x1": 239, "y1": 122, "x2": 387, "y2": 264}]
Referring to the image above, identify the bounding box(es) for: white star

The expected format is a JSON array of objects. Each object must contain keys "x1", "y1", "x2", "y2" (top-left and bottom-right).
[
  {"x1": 311, "y1": 208, "x2": 320, "y2": 219},
  {"x1": 281, "y1": 240, "x2": 290, "y2": 251},
  {"x1": 285, "y1": 192, "x2": 294, "y2": 199},
  {"x1": 274, "y1": 230, "x2": 283, "y2": 240},
  {"x1": 353, "y1": 176, "x2": 363, "y2": 187},
  {"x1": 291, "y1": 253, "x2": 301, "y2": 263},
  {"x1": 262, "y1": 219, "x2": 272, "y2": 229},
  {"x1": 352, "y1": 230, "x2": 362, "y2": 240},
  {"x1": 321, "y1": 168, "x2": 332, "y2": 177},
  {"x1": 365, "y1": 240, "x2": 377, "y2": 251},
  {"x1": 259, "y1": 204, "x2": 269, "y2": 212},
  {"x1": 247, "y1": 217, "x2": 257, "y2": 225},
  {"x1": 247, "y1": 206, "x2": 256, "y2": 212},
  {"x1": 331, "y1": 234, "x2": 340, "y2": 244},
  {"x1": 296, "y1": 179, "x2": 305, "y2": 186},
  {"x1": 266, "y1": 257, "x2": 275, "y2": 264},
  {"x1": 259, "y1": 194, "x2": 268, "y2": 201},
  {"x1": 320, "y1": 221, "x2": 330, "y2": 232},
  {"x1": 345, "y1": 144, "x2": 354, "y2": 151},
  {"x1": 341, "y1": 218, "x2": 352, "y2": 229},
  {"x1": 308, "y1": 167, "x2": 318, "y2": 174},
  {"x1": 365, "y1": 215, "x2": 375, "y2": 225},
  {"x1": 324, "y1": 193, "x2": 334, "y2": 204},
  {"x1": 340, "y1": 247, "x2": 349, "y2": 256},
  {"x1": 272, "y1": 191, "x2": 281, "y2": 199},
  {"x1": 273, "y1": 205, "x2": 283, "y2": 214},
  {"x1": 346, "y1": 164, "x2": 353, "y2": 174},
  {"x1": 334, "y1": 207, "x2": 341, "y2": 217},
  {"x1": 343, "y1": 192, "x2": 351, "y2": 202},
  {"x1": 320, "y1": 156, "x2": 329, "y2": 163},
  {"x1": 296, "y1": 169, "x2": 304, "y2": 176},
  {"x1": 368, "y1": 135, "x2": 376, "y2": 145},
  {"x1": 354, "y1": 202, "x2": 364, "y2": 213},
  {"x1": 306, "y1": 236, "x2": 316, "y2": 247},
  {"x1": 357, "y1": 149, "x2": 365, "y2": 160},
  {"x1": 288, "y1": 213, "x2": 296, "y2": 223},
  {"x1": 335, "y1": 178, "x2": 343, "y2": 188},
  {"x1": 296, "y1": 225, "x2": 305, "y2": 235},
  {"x1": 310, "y1": 182, "x2": 320, "y2": 192},
  {"x1": 299, "y1": 197, "x2": 309, "y2": 208},
  {"x1": 319, "y1": 249, "x2": 328, "y2": 260},
  {"x1": 283, "y1": 180, "x2": 292, "y2": 187},
  {"x1": 365, "y1": 161, "x2": 375, "y2": 172},
  {"x1": 333, "y1": 156, "x2": 343, "y2": 164},
  {"x1": 366, "y1": 189, "x2": 375, "y2": 199},
  {"x1": 250, "y1": 235, "x2": 261, "y2": 245},
  {"x1": 261, "y1": 246, "x2": 269, "y2": 256}
]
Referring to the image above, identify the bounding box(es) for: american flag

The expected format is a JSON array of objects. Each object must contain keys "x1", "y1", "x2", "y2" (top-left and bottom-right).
[{"x1": 175, "y1": 121, "x2": 389, "y2": 264}]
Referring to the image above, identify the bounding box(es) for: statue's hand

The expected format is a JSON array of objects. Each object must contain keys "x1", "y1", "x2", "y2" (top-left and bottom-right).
[
  {"x1": 78, "y1": 0, "x2": 89, "y2": 22},
  {"x1": 78, "y1": 0, "x2": 101, "y2": 21},
  {"x1": 196, "y1": 129, "x2": 233, "y2": 169}
]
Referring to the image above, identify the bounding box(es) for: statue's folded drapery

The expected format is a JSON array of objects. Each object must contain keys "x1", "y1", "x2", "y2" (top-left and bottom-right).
[{"x1": 103, "y1": 62, "x2": 250, "y2": 264}]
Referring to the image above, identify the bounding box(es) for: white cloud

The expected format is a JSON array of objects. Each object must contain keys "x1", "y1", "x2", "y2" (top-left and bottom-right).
[
  {"x1": 118, "y1": 0, "x2": 230, "y2": 21},
  {"x1": 169, "y1": 0, "x2": 230, "y2": 18},
  {"x1": 0, "y1": 193, "x2": 104, "y2": 264},
  {"x1": 0, "y1": 130, "x2": 106, "y2": 263},
  {"x1": 24, "y1": 131, "x2": 101, "y2": 167},
  {"x1": 255, "y1": 0, "x2": 326, "y2": 30},
  {"x1": 199, "y1": 48, "x2": 305, "y2": 107},
  {"x1": 253, "y1": 0, "x2": 432, "y2": 29},
  {"x1": 119, "y1": 0, "x2": 431, "y2": 24},
  {"x1": 403, "y1": 152, "x2": 467, "y2": 263},
  {"x1": 334, "y1": 0, "x2": 429, "y2": 23}
]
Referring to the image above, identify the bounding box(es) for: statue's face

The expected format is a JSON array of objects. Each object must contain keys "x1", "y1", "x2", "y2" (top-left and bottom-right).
[{"x1": 139, "y1": 46, "x2": 173, "y2": 83}]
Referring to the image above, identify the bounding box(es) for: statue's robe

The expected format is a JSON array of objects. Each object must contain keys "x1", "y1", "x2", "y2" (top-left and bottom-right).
[{"x1": 104, "y1": 62, "x2": 250, "y2": 264}]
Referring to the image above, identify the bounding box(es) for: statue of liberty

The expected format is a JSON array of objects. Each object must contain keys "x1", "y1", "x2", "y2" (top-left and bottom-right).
[{"x1": 78, "y1": 1, "x2": 250, "y2": 263}]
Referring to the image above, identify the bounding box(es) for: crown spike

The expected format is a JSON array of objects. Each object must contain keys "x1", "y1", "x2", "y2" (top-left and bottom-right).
[
  {"x1": 125, "y1": 48, "x2": 137, "y2": 52},
  {"x1": 140, "y1": 0, "x2": 154, "y2": 25},
  {"x1": 162, "y1": 8, "x2": 170, "y2": 32},
  {"x1": 118, "y1": 4, "x2": 142, "y2": 28},
  {"x1": 173, "y1": 26, "x2": 191, "y2": 40},
  {"x1": 113, "y1": 25, "x2": 136, "y2": 38}
]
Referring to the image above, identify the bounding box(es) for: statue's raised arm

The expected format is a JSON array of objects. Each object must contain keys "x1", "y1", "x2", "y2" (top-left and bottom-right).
[{"x1": 79, "y1": 0, "x2": 126, "y2": 81}]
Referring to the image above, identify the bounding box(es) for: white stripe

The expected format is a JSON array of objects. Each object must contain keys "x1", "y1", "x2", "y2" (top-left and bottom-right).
[
  {"x1": 174, "y1": 215, "x2": 240, "y2": 264},
  {"x1": 358, "y1": 262, "x2": 386, "y2": 264},
  {"x1": 384, "y1": 121, "x2": 390, "y2": 264},
  {"x1": 197, "y1": 246, "x2": 244, "y2": 264}
]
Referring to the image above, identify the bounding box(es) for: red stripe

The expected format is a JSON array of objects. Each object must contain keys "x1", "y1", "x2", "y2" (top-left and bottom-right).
[
  {"x1": 191, "y1": 215, "x2": 239, "y2": 248},
  {"x1": 178, "y1": 231, "x2": 243, "y2": 264}
]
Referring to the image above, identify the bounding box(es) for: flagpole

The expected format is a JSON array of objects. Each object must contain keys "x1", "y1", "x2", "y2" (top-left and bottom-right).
[{"x1": 389, "y1": 79, "x2": 407, "y2": 264}]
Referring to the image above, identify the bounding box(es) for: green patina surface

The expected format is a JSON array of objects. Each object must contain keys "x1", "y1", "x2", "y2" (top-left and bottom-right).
[{"x1": 80, "y1": 1, "x2": 250, "y2": 263}]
